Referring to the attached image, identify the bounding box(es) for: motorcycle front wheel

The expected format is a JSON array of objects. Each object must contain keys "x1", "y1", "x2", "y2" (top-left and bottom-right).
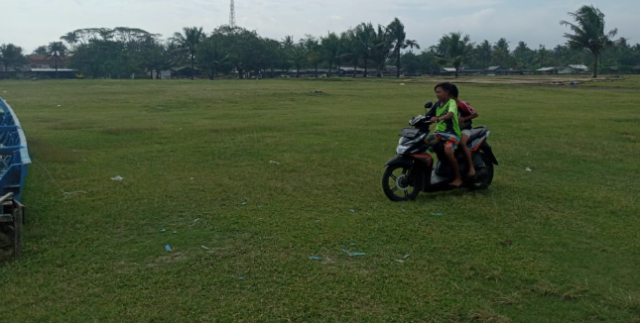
[{"x1": 382, "y1": 164, "x2": 421, "y2": 202}]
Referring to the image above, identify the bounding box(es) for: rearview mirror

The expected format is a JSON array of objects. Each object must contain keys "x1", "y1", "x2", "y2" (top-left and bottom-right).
[{"x1": 424, "y1": 101, "x2": 433, "y2": 109}]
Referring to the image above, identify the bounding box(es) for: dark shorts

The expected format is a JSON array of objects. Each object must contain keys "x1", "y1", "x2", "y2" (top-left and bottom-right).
[{"x1": 427, "y1": 132, "x2": 459, "y2": 151}]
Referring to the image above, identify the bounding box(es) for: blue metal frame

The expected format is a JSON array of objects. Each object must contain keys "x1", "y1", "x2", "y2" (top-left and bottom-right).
[{"x1": 0, "y1": 96, "x2": 31, "y2": 202}]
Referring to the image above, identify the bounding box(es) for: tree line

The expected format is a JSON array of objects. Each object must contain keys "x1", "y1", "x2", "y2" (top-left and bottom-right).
[{"x1": 0, "y1": 5, "x2": 637, "y2": 79}]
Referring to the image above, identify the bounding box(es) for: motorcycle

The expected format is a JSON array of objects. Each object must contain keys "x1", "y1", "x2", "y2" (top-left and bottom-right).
[{"x1": 382, "y1": 102, "x2": 499, "y2": 202}]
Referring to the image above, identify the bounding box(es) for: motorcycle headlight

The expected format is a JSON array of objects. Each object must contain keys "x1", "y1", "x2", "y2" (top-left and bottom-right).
[{"x1": 396, "y1": 145, "x2": 409, "y2": 155}]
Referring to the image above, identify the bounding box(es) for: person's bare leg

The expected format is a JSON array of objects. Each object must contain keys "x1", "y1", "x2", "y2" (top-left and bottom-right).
[
  {"x1": 445, "y1": 148, "x2": 463, "y2": 187},
  {"x1": 461, "y1": 134, "x2": 476, "y2": 177}
]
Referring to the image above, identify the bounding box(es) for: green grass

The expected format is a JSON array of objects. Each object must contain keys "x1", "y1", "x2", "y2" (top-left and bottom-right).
[{"x1": 0, "y1": 76, "x2": 639, "y2": 322}]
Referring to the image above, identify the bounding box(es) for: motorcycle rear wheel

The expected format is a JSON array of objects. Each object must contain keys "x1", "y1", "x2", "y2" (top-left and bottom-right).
[
  {"x1": 382, "y1": 164, "x2": 421, "y2": 202},
  {"x1": 471, "y1": 153, "x2": 494, "y2": 190}
]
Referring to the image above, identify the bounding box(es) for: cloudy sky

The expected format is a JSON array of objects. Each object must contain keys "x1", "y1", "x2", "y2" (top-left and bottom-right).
[{"x1": 1, "y1": 0, "x2": 638, "y2": 52}]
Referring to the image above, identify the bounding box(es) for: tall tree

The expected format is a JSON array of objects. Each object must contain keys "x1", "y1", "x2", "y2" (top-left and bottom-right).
[
  {"x1": 354, "y1": 23, "x2": 376, "y2": 77},
  {"x1": 141, "y1": 38, "x2": 176, "y2": 79},
  {"x1": 436, "y1": 32, "x2": 473, "y2": 78},
  {"x1": 33, "y1": 46, "x2": 48, "y2": 55},
  {"x1": 339, "y1": 29, "x2": 360, "y2": 78},
  {"x1": 492, "y1": 38, "x2": 511, "y2": 67},
  {"x1": 47, "y1": 41, "x2": 68, "y2": 79},
  {"x1": 387, "y1": 18, "x2": 420, "y2": 78},
  {"x1": 474, "y1": 40, "x2": 492, "y2": 69},
  {"x1": 60, "y1": 31, "x2": 80, "y2": 47},
  {"x1": 280, "y1": 35, "x2": 295, "y2": 74},
  {"x1": 290, "y1": 43, "x2": 307, "y2": 78},
  {"x1": 533, "y1": 45, "x2": 552, "y2": 68},
  {"x1": 171, "y1": 27, "x2": 206, "y2": 78},
  {"x1": 321, "y1": 32, "x2": 341, "y2": 77},
  {"x1": 196, "y1": 36, "x2": 230, "y2": 80},
  {"x1": 560, "y1": 5, "x2": 618, "y2": 78},
  {"x1": 370, "y1": 24, "x2": 393, "y2": 77},
  {"x1": 210, "y1": 26, "x2": 268, "y2": 79},
  {"x1": 302, "y1": 35, "x2": 322, "y2": 77},
  {"x1": 262, "y1": 38, "x2": 282, "y2": 78},
  {"x1": 512, "y1": 41, "x2": 533, "y2": 69},
  {"x1": 0, "y1": 44, "x2": 28, "y2": 74}
]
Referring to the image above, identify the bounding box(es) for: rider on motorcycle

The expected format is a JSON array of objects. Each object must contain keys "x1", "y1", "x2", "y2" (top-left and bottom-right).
[
  {"x1": 426, "y1": 84, "x2": 479, "y2": 178},
  {"x1": 424, "y1": 82, "x2": 463, "y2": 187}
]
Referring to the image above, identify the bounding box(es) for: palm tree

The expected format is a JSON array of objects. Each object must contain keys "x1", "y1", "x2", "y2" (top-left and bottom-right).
[
  {"x1": 370, "y1": 25, "x2": 394, "y2": 77},
  {"x1": 513, "y1": 41, "x2": 532, "y2": 69},
  {"x1": 171, "y1": 27, "x2": 206, "y2": 78},
  {"x1": 436, "y1": 32, "x2": 473, "y2": 78},
  {"x1": 474, "y1": 40, "x2": 492, "y2": 69},
  {"x1": 33, "y1": 46, "x2": 48, "y2": 55},
  {"x1": 533, "y1": 45, "x2": 552, "y2": 68},
  {"x1": 302, "y1": 36, "x2": 322, "y2": 78},
  {"x1": 354, "y1": 23, "x2": 376, "y2": 77},
  {"x1": 321, "y1": 32, "x2": 341, "y2": 77},
  {"x1": 141, "y1": 38, "x2": 177, "y2": 79},
  {"x1": 290, "y1": 43, "x2": 306, "y2": 78},
  {"x1": 492, "y1": 38, "x2": 511, "y2": 67},
  {"x1": 60, "y1": 31, "x2": 79, "y2": 47},
  {"x1": 560, "y1": 5, "x2": 618, "y2": 78},
  {"x1": 280, "y1": 35, "x2": 295, "y2": 74},
  {"x1": 196, "y1": 37, "x2": 230, "y2": 80},
  {"x1": 387, "y1": 18, "x2": 420, "y2": 78},
  {"x1": 336, "y1": 30, "x2": 359, "y2": 78},
  {"x1": 282, "y1": 35, "x2": 295, "y2": 50},
  {"x1": 47, "y1": 41, "x2": 68, "y2": 79}
]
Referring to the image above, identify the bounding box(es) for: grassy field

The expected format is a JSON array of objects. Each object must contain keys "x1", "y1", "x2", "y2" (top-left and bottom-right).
[{"x1": 0, "y1": 76, "x2": 639, "y2": 322}]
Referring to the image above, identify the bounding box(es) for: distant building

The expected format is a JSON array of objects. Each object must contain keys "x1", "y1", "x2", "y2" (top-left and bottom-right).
[
  {"x1": 536, "y1": 67, "x2": 559, "y2": 74},
  {"x1": 32, "y1": 68, "x2": 79, "y2": 78},
  {"x1": 558, "y1": 64, "x2": 589, "y2": 74},
  {"x1": 150, "y1": 70, "x2": 172, "y2": 80},
  {"x1": 27, "y1": 54, "x2": 69, "y2": 69},
  {"x1": 337, "y1": 67, "x2": 365, "y2": 76}
]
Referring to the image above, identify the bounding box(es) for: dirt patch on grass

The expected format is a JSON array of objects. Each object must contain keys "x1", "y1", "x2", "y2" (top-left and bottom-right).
[{"x1": 404, "y1": 75, "x2": 623, "y2": 85}]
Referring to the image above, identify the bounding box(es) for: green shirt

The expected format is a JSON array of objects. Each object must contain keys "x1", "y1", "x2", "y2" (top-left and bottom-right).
[{"x1": 435, "y1": 99, "x2": 461, "y2": 138}]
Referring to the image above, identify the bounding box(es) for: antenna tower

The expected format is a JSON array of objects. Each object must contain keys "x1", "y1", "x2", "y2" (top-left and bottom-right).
[{"x1": 230, "y1": 0, "x2": 236, "y2": 28}]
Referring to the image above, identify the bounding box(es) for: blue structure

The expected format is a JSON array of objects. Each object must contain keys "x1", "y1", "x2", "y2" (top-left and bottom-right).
[{"x1": 0, "y1": 96, "x2": 31, "y2": 202}]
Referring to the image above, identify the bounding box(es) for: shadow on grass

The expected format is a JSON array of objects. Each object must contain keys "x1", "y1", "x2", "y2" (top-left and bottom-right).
[{"x1": 102, "y1": 126, "x2": 158, "y2": 136}]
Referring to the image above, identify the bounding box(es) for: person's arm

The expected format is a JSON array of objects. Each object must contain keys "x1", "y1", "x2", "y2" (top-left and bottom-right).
[
  {"x1": 425, "y1": 106, "x2": 437, "y2": 119},
  {"x1": 459, "y1": 102, "x2": 478, "y2": 123},
  {"x1": 430, "y1": 101, "x2": 457, "y2": 122},
  {"x1": 431, "y1": 112, "x2": 454, "y2": 122},
  {"x1": 460, "y1": 113, "x2": 478, "y2": 123}
]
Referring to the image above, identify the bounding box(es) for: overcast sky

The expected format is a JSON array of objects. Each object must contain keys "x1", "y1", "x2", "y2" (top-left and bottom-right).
[{"x1": 1, "y1": 0, "x2": 638, "y2": 53}]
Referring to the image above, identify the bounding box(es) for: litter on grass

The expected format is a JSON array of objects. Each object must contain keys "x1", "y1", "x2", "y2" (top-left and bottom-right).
[{"x1": 341, "y1": 249, "x2": 366, "y2": 257}]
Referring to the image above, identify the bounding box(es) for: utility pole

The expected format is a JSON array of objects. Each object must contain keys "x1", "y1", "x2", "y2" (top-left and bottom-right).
[{"x1": 230, "y1": 0, "x2": 236, "y2": 28}]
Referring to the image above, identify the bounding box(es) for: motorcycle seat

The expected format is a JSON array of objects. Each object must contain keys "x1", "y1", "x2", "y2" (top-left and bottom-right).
[{"x1": 467, "y1": 126, "x2": 488, "y2": 142}]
